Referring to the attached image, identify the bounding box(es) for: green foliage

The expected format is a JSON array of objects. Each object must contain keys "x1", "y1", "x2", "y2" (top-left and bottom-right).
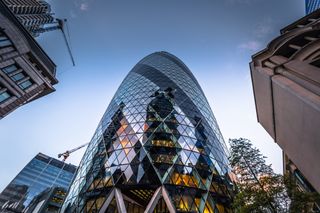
[
  {"x1": 229, "y1": 138, "x2": 289, "y2": 213},
  {"x1": 229, "y1": 138, "x2": 320, "y2": 213},
  {"x1": 284, "y1": 174, "x2": 320, "y2": 213}
]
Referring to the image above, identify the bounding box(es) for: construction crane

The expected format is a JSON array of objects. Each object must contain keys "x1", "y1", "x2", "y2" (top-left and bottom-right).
[
  {"x1": 33, "y1": 19, "x2": 75, "y2": 66},
  {"x1": 58, "y1": 142, "x2": 89, "y2": 162}
]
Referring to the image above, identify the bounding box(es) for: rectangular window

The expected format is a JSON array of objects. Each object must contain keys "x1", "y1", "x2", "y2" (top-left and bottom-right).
[
  {"x1": 19, "y1": 80, "x2": 32, "y2": 90},
  {"x1": 11, "y1": 72, "x2": 26, "y2": 81},
  {"x1": 0, "y1": 91, "x2": 11, "y2": 103},
  {"x1": 0, "y1": 83, "x2": 12, "y2": 103},
  {"x1": 0, "y1": 33, "x2": 12, "y2": 48},
  {"x1": 2, "y1": 64, "x2": 18, "y2": 74}
]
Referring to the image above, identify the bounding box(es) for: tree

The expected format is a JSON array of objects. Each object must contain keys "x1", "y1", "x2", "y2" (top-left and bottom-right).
[
  {"x1": 284, "y1": 174, "x2": 320, "y2": 213},
  {"x1": 229, "y1": 138, "x2": 320, "y2": 213},
  {"x1": 229, "y1": 138, "x2": 289, "y2": 213}
]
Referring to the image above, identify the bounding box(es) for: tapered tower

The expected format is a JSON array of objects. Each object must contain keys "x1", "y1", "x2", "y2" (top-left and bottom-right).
[{"x1": 61, "y1": 52, "x2": 233, "y2": 212}]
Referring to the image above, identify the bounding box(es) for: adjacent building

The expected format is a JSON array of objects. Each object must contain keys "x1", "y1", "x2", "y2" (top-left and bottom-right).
[
  {"x1": 0, "y1": 153, "x2": 77, "y2": 213},
  {"x1": 250, "y1": 10, "x2": 320, "y2": 194},
  {"x1": 306, "y1": 0, "x2": 320, "y2": 15},
  {"x1": 61, "y1": 52, "x2": 234, "y2": 212},
  {"x1": 3, "y1": 0, "x2": 55, "y2": 37},
  {"x1": 0, "y1": 0, "x2": 58, "y2": 119},
  {"x1": 26, "y1": 187, "x2": 68, "y2": 213}
]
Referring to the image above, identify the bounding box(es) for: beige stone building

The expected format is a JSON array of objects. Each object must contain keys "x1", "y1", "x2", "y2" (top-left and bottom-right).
[{"x1": 250, "y1": 10, "x2": 320, "y2": 193}]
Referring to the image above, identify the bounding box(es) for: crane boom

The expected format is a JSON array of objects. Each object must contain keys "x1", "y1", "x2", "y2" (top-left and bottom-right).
[
  {"x1": 58, "y1": 142, "x2": 89, "y2": 162},
  {"x1": 32, "y1": 19, "x2": 75, "y2": 66},
  {"x1": 58, "y1": 19, "x2": 75, "y2": 66}
]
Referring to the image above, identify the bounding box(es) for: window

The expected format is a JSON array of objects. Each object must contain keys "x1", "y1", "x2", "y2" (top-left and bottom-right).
[
  {"x1": 1, "y1": 64, "x2": 33, "y2": 90},
  {"x1": 0, "y1": 33, "x2": 12, "y2": 48},
  {"x1": 1, "y1": 64, "x2": 18, "y2": 74},
  {"x1": 11, "y1": 72, "x2": 26, "y2": 81},
  {"x1": 0, "y1": 84, "x2": 12, "y2": 103},
  {"x1": 19, "y1": 80, "x2": 32, "y2": 90},
  {"x1": 0, "y1": 91, "x2": 10, "y2": 103}
]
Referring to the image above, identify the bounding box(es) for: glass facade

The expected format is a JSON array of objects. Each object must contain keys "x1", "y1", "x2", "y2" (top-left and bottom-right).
[
  {"x1": 61, "y1": 52, "x2": 233, "y2": 213},
  {"x1": 0, "y1": 153, "x2": 77, "y2": 213},
  {"x1": 306, "y1": 0, "x2": 320, "y2": 14}
]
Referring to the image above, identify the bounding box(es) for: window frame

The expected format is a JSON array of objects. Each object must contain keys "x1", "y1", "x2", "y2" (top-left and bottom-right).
[{"x1": 0, "y1": 32, "x2": 13, "y2": 48}]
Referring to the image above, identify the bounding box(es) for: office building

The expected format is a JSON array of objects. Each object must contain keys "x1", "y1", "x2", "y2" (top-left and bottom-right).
[
  {"x1": 25, "y1": 187, "x2": 68, "y2": 213},
  {"x1": 250, "y1": 10, "x2": 320, "y2": 193},
  {"x1": 0, "y1": 0, "x2": 58, "y2": 119},
  {"x1": 61, "y1": 52, "x2": 233, "y2": 212},
  {"x1": 306, "y1": 0, "x2": 320, "y2": 14},
  {"x1": 3, "y1": 0, "x2": 55, "y2": 37},
  {"x1": 0, "y1": 153, "x2": 77, "y2": 212}
]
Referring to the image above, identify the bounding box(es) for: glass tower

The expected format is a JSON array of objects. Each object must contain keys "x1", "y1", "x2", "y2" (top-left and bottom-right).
[
  {"x1": 62, "y1": 52, "x2": 233, "y2": 213},
  {"x1": 306, "y1": 0, "x2": 320, "y2": 14},
  {"x1": 0, "y1": 153, "x2": 76, "y2": 213}
]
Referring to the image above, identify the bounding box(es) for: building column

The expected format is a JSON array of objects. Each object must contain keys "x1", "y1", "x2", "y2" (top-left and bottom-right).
[
  {"x1": 99, "y1": 189, "x2": 115, "y2": 213},
  {"x1": 115, "y1": 188, "x2": 127, "y2": 213}
]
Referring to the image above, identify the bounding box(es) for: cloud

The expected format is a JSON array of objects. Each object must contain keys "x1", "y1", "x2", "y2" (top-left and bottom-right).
[
  {"x1": 254, "y1": 18, "x2": 274, "y2": 38},
  {"x1": 70, "y1": 10, "x2": 77, "y2": 18},
  {"x1": 238, "y1": 41, "x2": 262, "y2": 51},
  {"x1": 237, "y1": 18, "x2": 273, "y2": 52},
  {"x1": 80, "y1": 3, "x2": 89, "y2": 11}
]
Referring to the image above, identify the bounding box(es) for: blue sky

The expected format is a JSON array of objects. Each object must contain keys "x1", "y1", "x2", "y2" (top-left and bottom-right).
[{"x1": 0, "y1": 0, "x2": 305, "y2": 190}]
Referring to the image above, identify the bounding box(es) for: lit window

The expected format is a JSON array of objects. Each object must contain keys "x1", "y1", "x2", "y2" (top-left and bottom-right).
[
  {"x1": 19, "y1": 80, "x2": 32, "y2": 89},
  {"x1": 1, "y1": 64, "x2": 18, "y2": 74},
  {"x1": 0, "y1": 33, "x2": 12, "y2": 48}
]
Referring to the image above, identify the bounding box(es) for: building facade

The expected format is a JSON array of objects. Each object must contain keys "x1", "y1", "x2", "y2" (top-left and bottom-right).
[
  {"x1": 250, "y1": 10, "x2": 320, "y2": 193},
  {"x1": 0, "y1": 0, "x2": 57, "y2": 119},
  {"x1": 306, "y1": 0, "x2": 320, "y2": 15},
  {"x1": 3, "y1": 0, "x2": 55, "y2": 37},
  {"x1": 0, "y1": 153, "x2": 77, "y2": 213},
  {"x1": 61, "y1": 52, "x2": 233, "y2": 213},
  {"x1": 26, "y1": 187, "x2": 69, "y2": 213}
]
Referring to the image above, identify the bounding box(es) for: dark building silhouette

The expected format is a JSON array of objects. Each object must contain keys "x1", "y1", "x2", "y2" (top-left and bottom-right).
[
  {"x1": 250, "y1": 10, "x2": 320, "y2": 195},
  {"x1": 0, "y1": 153, "x2": 76, "y2": 213},
  {"x1": 61, "y1": 52, "x2": 233, "y2": 212},
  {"x1": 0, "y1": 0, "x2": 57, "y2": 119}
]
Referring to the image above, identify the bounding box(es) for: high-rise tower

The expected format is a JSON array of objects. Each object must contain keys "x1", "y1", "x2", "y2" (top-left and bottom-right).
[
  {"x1": 61, "y1": 52, "x2": 233, "y2": 212},
  {"x1": 3, "y1": 0, "x2": 55, "y2": 37},
  {"x1": 305, "y1": 0, "x2": 320, "y2": 14},
  {"x1": 0, "y1": 153, "x2": 77, "y2": 213}
]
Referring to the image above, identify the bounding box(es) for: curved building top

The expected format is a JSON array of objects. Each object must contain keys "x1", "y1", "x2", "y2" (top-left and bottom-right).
[{"x1": 62, "y1": 52, "x2": 232, "y2": 213}]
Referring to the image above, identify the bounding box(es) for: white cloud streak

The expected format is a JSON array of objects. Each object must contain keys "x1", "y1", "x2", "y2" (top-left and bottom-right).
[
  {"x1": 238, "y1": 40, "x2": 262, "y2": 51},
  {"x1": 80, "y1": 3, "x2": 89, "y2": 11}
]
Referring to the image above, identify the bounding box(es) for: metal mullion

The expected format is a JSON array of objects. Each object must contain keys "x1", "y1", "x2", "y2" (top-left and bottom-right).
[
  {"x1": 8, "y1": 68, "x2": 23, "y2": 77},
  {"x1": 16, "y1": 76, "x2": 30, "y2": 85},
  {"x1": 0, "y1": 87, "x2": 7, "y2": 94}
]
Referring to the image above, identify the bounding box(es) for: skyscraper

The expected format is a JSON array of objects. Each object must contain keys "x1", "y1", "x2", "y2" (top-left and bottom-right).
[
  {"x1": 0, "y1": 1, "x2": 57, "y2": 119},
  {"x1": 3, "y1": 0, "x2": 55, "y2": 37},
  {"x1": 305, "y1": 0, "x2": 320, "y2": 14},
  {"x1": 250, "y1": 9, "x2": 320, "y2": 194},
  {"x1": 0, "y1": 153, "x2": 77, "y2": 212},
  {"x1": 61, "y1": 52, "x2": 233, "y2": 212}
]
